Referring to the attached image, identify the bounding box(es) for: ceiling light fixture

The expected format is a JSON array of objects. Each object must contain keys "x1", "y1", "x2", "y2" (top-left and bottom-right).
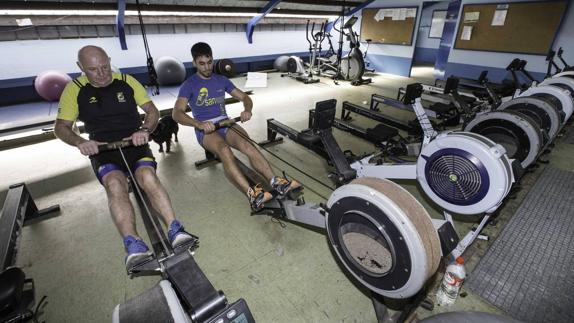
[{"x1": 0, "y1": 9, "x2": 336, "y2": 19}]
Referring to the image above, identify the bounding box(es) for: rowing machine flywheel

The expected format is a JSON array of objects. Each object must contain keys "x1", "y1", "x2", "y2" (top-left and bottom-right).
[
  {"x1": 326, "y1": 177, "x2": 441, "y2": 299},
  {"x1": 464, "y1": 111, "x2": 543, "y2": 169},
  {"x1": 417, "y1": 131, "x2": 514, "y2": 215},
  {"x1": 497, "y1": 96, "x2": 561, "y2": 140},
  {"x1": 518, "y1": 84, "x2": 574, "y2": 121}
]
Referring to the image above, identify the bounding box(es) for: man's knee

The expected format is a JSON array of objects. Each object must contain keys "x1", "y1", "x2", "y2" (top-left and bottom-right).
[
  {"x1": 221, "y1": 145, "x2": 236, "y2": 158},
  {"x1": 135, "y1": 166, "x2": 160, "y2": 189},
  {"x1": 209, "y1": 143, "x2": 234, "y2": 161},
  {"x1": 102, "y1": 171, "x2": 129, "y2": 196}
]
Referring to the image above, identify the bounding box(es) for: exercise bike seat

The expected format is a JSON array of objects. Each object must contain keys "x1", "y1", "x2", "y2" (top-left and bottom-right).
[
  {"x1": 366, "y1": 124, "x2": 399, "y2": 143},
  {"x1": 0, "y1": 267, "x2": 25, "y2": 315}
]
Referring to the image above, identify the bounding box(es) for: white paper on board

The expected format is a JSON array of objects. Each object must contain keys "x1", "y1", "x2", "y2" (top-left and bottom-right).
[
  {"x1": 461, "y1": 25, "x2": 473, "y2": 40},
  {"x1": 464, "y1": 11, "x2": 480, "y2": 22},
  {"x1": 492, "y1": 9, "x2": 507, "y2": 26}
]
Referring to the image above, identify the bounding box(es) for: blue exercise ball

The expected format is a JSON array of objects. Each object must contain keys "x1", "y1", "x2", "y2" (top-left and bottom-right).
[{"x1": 154, "y1": 56, "x2": 186, "y2": 86}]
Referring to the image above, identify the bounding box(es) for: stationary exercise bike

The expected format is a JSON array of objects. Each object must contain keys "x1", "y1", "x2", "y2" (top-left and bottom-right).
[{"x1": 99, "y1": 140, "x2": 255, "y2": 323}]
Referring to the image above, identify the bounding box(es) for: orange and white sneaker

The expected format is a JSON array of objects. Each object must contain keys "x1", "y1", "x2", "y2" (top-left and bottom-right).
[
  {"x1": 247, "y1": 184, "x2": 273, "y2": 210},
  {"x1": 271, "y1": 176, "x2": 302, "y2": 195}
]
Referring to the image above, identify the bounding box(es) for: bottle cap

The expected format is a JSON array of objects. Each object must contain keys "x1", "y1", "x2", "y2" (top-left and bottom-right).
[{"x1": 455, "y1": 257, "x2": 465, "y2": 265}]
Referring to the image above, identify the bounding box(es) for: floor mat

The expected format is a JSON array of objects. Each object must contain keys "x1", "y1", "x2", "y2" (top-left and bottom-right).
[{"x1": 467, "y1": 166, "x2": 574, "y2": 323}]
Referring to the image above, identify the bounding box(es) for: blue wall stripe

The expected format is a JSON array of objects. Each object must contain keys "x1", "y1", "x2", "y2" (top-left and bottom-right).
[
  {"x1": 0, "y1": 51, "x2": 313, "y2": 106},
  {"x1": 445, "y1": 61, "x2": 546, "y2": 83},
  {"x1": 367, "y1": 54, "x2": 413, "y2": 77},
  {"x1": 435, "y1": 0, "x2": 461, "y2": 80},
  {"x1": 413, "y1": 47, "x2": 438, "y2": 64}
]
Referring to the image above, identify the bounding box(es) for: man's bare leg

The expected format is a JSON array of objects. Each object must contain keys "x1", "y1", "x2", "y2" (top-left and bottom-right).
[
  {"x1": 102, "y1": 170, "x2": 139, "y2": 238},
  {"x1": 134, "y1": 166, "x2": 176, "y2": 226}
]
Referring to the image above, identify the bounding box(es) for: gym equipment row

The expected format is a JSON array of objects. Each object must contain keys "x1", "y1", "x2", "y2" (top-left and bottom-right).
[
  {"x1": 192, "y1": 112, "x2": 461, "y2": 321},
  {"x1": 259, "y1": 97, "x2": 515, "y2": 256},
  {"x1": 280, "y1": 16, "x2": 372, "y2": 86},
  {"x1": 545, "y1": 47, "x2": 574, "y2": 78},
  {"x1": 342, "y1": 61, "x2": 573, "y2": 172}
]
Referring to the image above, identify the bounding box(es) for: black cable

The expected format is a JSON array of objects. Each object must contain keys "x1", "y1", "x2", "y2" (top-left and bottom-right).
[
  {"x1": 227, "y1": 126, "x2": 335, "y2": 200},
  {"x1": 33, "y1": 295, "x2": 48, "y2": 323},
  {"x1": 135, "y1": 0, "x2": 160, "y2": 96},
  {"x1": 118, "y1": 147, "x2": 172, "y2": 255}
]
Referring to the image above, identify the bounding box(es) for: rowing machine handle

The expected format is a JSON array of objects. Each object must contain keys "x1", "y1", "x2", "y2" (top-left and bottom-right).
[
  {"x1": 97, "y1": 139, "x2": 133, "y2": 152},
  {"x1": 214, "y1": 117, "x2": 242, "y2": 130}
]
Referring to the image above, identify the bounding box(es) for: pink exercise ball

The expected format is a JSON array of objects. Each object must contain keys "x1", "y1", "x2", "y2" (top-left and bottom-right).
[{"x1": 34, "y1": 70, "x2": 72, "y2": 101}]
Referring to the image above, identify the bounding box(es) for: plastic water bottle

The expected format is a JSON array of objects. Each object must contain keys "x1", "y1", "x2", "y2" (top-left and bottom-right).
[{"x1": 436, "y1": 256, "x2": 466, "y2": 306}]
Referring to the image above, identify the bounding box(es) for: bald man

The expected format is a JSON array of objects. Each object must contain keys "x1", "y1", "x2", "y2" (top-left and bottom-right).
[{"x1": 55, "y1": 45, "x2": 193, "y2": 269}]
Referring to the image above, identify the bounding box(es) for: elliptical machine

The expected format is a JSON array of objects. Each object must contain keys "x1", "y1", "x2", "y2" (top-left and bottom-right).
[
  {"x1": 281, "y1": 20, "x2": 322, "y2": 84},
  {"x1": 318, "y1": 16, "x2": 372, "y2": 86}
]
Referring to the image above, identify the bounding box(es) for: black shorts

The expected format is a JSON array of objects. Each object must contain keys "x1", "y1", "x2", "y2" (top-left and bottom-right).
[{"x1": 90, "y1": 145, "x2": 156, "y2": 183}]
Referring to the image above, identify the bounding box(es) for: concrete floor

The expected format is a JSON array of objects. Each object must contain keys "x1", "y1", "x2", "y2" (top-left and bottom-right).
[{"x1": 1, "y1": 66, "x2": 571, "y2": 322}]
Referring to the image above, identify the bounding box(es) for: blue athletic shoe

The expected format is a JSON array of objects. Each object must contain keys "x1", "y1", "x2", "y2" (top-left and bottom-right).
[
  {"x1": 123, "y1": 235, "x2": 151, "y2": 269},
  {"x1": 168, "y1": 220, "x2": 194, "y2": 248}
]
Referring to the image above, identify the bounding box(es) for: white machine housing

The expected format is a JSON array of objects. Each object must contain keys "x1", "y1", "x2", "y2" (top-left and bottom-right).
[
  {"x1": 417, "y1": 131, "x2": 514, "y2": 215},
  {"x1": 517, "y1": 84, "x2": 573, "y2": 120}
]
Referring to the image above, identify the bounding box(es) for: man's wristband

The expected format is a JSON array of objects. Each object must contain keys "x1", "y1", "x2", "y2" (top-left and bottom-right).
[{"x1": 139, "y1": 127, "x2": 151, "y2": 133}]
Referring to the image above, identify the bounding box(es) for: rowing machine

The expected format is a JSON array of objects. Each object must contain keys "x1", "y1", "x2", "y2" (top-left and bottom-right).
[{"x1": 98, "y1": 140, "x2": 255, "y2": 323}]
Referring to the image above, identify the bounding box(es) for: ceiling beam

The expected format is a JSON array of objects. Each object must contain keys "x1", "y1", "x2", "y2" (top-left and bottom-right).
[
  {"x1": 246, "y1": 0, "x2": 282, "y2": 44},
  {"x1": 282, "y1": 0, "x2": 362, "y2": 7},
  {"x1": 0, "y1": 15, "x2": 327, "y2": 26},
  {"x1": 117, "y1": 0, "x2": 128, "y2": 50}
]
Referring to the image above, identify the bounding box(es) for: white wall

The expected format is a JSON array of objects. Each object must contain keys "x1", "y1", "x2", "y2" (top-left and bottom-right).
[
  {"x1": 447, "y1": 0, "x2": 573, "y2": 75},
  {"x1": 0, "y1": 30, "x2": 310, "y2": 80}
]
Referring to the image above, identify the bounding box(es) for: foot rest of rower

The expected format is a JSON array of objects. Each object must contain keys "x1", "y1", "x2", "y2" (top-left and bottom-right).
[
  {"x1": 285, "y1": 186, "x2": 304, "y2": 200},
  {"x1": 128, "y1": 235, "x2": 200, "y2": 277},
  {"x1": 127, "y1": 256, "x2": 160, "y2": 277},
  {"x1": 173, "y1": 234, "x2": 200, "y2": 254}
]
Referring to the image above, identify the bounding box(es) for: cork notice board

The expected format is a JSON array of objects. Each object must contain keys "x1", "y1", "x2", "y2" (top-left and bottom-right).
[
  {"x1": 361, "y1": 7, "x2": 418, "y2": 46},
  {"x1": 454, "y1": 1, "x2": 567, "y2": 55}
]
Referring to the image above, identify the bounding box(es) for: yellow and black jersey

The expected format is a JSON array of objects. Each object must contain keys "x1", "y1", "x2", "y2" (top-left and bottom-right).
[{"x1": 58, "y1": 72, "x2": 151, "y2": 142}]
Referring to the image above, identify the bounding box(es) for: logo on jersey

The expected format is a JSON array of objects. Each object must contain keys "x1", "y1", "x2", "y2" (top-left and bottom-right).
[
  {"x1": 89, "y1": 96, "x2": 98, "y2": 104},
  {"x1": 196, "y1": 87, "x2": 217, "y2": 107},
  {"x1": 196, "y1": 87, "x2": 208, "y2": 106},
  {"x1": 117, "y1": 92, "x2": 125, "y2": 103}
]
